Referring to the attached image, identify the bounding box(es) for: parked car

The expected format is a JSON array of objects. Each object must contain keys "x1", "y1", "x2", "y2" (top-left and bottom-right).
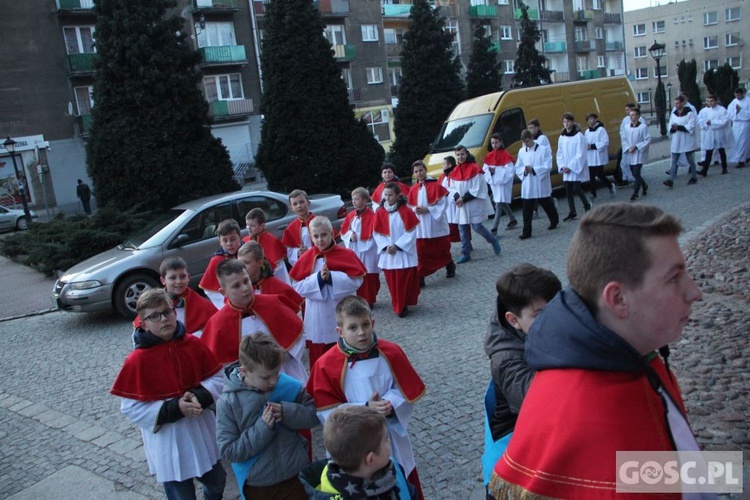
[
  {"x1": 52, "y1": 190, "x2": 347, "y2": 319},
  {"x1": 0, "y1": 205, "x2": 38, "y2": 231}
]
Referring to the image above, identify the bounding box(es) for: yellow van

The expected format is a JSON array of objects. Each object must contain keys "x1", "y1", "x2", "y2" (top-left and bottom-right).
[{"x1": 422, "y1": 77, "x2": 637, "y2": 196}]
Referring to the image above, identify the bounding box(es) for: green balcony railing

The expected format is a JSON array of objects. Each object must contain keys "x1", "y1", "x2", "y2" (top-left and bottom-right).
[
  {"x1": 490, "y1": 42, "x2": 501, "y2": 53},
  {"x1": 514, "y1": 8, "x2": 539, "y2": 20},
  {"x1": 470, "y1": 5, "x2": 497, "y2": 17},
  {"x1": 199, "y1": 45, "x2": 247, "y2": 65},
  {"x1": 578, "y1": 69, "x2": 599, "y2": 80},
  {"x1": 332, "y1": 44, "x2": 356, "y2": 60},
  {"x1": 207, "y1": 99, "x2": 253, "y2": 118},
  {"x1": 543, "y1": 41, "x2": 567, "y2": 53},
  {"x1": 193, "y1": 0, "x2": 239, "y2": 8},
  {"x1": 574, "y1": 40, "x2": 592, "y2": 52},
  {"x1": 605, "y1": 41, "x2": 624, "y2": 51},
  {"x1": 81, "y1": 114, "x2": 93, "y2": 135},
  {"x1": 67, "y1": 53, "x2": 97, "y2": 74},
  {"x1": 56, "y1": 0, "x2": 94, "y2": 10}
]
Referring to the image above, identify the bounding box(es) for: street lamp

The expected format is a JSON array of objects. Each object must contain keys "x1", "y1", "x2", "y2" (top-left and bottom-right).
[
  {"x1": 3, "y1": 136, "x2": 32, "y2": 227},
  {"x1": 649, "y1": 87, "x2": 653, "y2": 116},
  {"x1": 649, "y1": 40, "x2": 668, "y2": 136},
  {"x1": 667, "y1": 82, "x2": 672, "y2": 105}
]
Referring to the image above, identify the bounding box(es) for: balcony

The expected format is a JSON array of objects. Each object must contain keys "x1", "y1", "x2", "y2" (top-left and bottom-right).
[
  {"x1": 604, "y1": 12, "x2": 621, "y2": 24},
  {"x1": 252, "y1": 0, "x2": 269, "y2": 16},
  {"x1": 315, "y1": 0, "x2": 350, "y2": 15},
  {"x1": 332, "y1": 44, "x2": 356, "y2": 61},
  {"x1": 193, "y1": 0, "x2": 239, "y2": 11},
  {"x1": 382, "y1": 4, "x2": 412, "y2": 17},
  {"x1": 605, "y1": 41, "x2": 624, "y2": 51},
  {"x1": 56, "y1": 0, "x2": 95, "y2": 12},
  {"x1": 67, "y1": 53, "x2": 97, "y2": 76},
  {"x1": 574, "y1": 40, "x2": 593, "y2": 52},
  {"x1": 540, "y1": 10, "x2": 564, "y2": 22},
  {"x1": 79, "y1": 114, "x2": 93, "y2": 136},
  {"x1": 578, "y1": 69, "x2": 600, "y2": 80},
  {"x1": 551, "y1": 71, "x2": 570, "y2": 83},
  {"x1": 208, "y1": 99, "x2": 254, "y2": 120},
  {"x1": 514, "y1": 8, "x2": 539, "y2": 20},
  {"x1": 198, "y1": 45, "x2": 247, "y2": 66},
  {"x1": 573, "y1": 9, "x2": 594, "y2": 22},
  {"x1": 543, "y1": 41, "x2": 567, "y2": 53},
  {"x1": 490, "y1": 42, "x2": 501, "y2": 53},
  {"x1": 470, "y1": 5, "x2": 497, "y2": 18}
]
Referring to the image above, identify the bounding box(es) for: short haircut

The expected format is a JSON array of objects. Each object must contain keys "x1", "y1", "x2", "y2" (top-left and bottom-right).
[
  {"x1": 443, "y1": 155, "x2": 456, "y2": 167},
  {"x1": 567, "y1": 203, "x2": 682, "y2": 314},
  {"x1": 496, "y1": 264, "x2": 561, "y2": 326},
  {"x1": 735, "y1": 87, "x2": 746, "y2": 95},
  {"x1": 136, "y1": 288, "x2": 171, "y2": 315},
  {"x1": 411, "y1": 160, "x2": 426, "y2": 170},
  {"x1": 562, "y1": 112, "x2": 575, "y2": 121},
  {"x1": 520, "y1": 129, "x2": 533, "y2": 141},
  {"x1": 239, "y1": 332, "x2": 283, "y2": 372},
  {"x1": 454, "y1": 144, "x2": 468, "y2": 153},
  {"x1": 217, "y1": 219, "x2": 241, "y2": 237},
  {"x1": 384, "y1": 181, "x2": 401, "y2": 195},
  {"x1": 159, "y1": 256, "x2": 188, "y2": 277},
  {"x1": 335, "y1": 295, "x2": 371, "y2": 326},
  {"x1": 586, "y1": 113, "x2": 598, "y2": 120},
  {"x1": 351, "y1": 187, "x2": 371, "y2": 201},
  {"x1": 288, "y1": 189, "x2": 309, "y2": 202},
  {"x1": 245, "y1": 208, "x2": 266, "y2": 224},
  {"x1": 308, "y1": 215, "x2": 332, "y2": 233},
  {"x1": 625, "y1": 103, "x2": 636, "y2": 109},
  {"x1": 238, "y1": 240, "x2": 265, "y2": 260},
  {"x1": 674, "y1": 95, "x2": 686, "y2": 103},
  {"x1": 528, "y1": 118, "x2": 541, "y2": 127},
  {"x1": 490, "y1": 132, "x2": 503, "y2": 141},
  {"x1": 630, "y1": 107, "x2": 641, "y2": 116},
  {"x1": 706, "y1": 94, "x2": 718, "y2": 101},
  {"x1": 324, "y1": 405, "x2": 387, "y2": 472},
  {"x1": 216, "y1": 259, "x2": 247, "y2": 288},
  {"x1": 381, "y1": 162, "x2": 396, "y2": 173}
]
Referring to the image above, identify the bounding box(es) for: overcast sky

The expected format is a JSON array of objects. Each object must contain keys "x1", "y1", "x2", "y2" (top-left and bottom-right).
[{"x1": 623, "y1": 0, "x2": 687, "y2": 12}]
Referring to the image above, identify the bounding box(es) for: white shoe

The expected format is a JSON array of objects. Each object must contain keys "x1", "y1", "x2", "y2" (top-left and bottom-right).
[{"x1": 610, "y1": 185, "x2": 617, "y2": 198}]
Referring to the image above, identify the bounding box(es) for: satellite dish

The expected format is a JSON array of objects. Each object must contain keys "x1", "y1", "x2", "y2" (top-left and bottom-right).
[{"x1": 67, "y1": 102, "x2": 74, "y2": 115}]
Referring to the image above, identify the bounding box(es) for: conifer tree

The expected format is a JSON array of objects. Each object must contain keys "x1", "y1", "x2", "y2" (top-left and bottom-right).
[
  {"x1": 391, "y1": 0, "x2": 464, "y2": 177},
  {"x1": 466, "y1": 23, "x2": 503, "y2": 99},
  {"x1": 512, "y1": 3, "x2": 551, "y2": 88},
  {"x1": 703, "y1": 64, "x2": 740, "y2": 108},
  {"x1": 87, "y1": 0, "x2": 238, "y2": 211},
  {"x1": 677, "y1": 60, "x2": 702, "y2": 111},
  {"x1": 255, "y1": 0, "x2": 383, "y2": 195}
]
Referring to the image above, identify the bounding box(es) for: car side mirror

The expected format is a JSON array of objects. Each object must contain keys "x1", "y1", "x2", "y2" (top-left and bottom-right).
[{"x1": 171, "y1": 233, "x2": 190, "y2": 248}]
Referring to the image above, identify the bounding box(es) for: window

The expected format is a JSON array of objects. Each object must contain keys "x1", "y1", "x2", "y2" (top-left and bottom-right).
[
  {"x1": 504, "y1": 59, "x2": 515, "y2": 73},
  {"x1": 577, "y1": 56, "x2": 589, "y2": 71},
  {"x1": 236, "y1": 197, "x2": 287, "y2": 224},
  {"x1": 592, "y1": 0, "x2": 601, "y2": 10},
  {"x1": 492, "y1": 108, "x2": 526, "y2": 146},
  {"x1": 445, "y1": 19, "x2": 460, "y2": 55},
  {"x1": 384, "y1": 28, "x2": 404, "y2": 44},
  {"x1": 674, "y1": 40, "x2": 679, "y2": 47},
  {"x1": 703, "y1": 11, "x2": 717, "y2": 25},
  {"x1": 635, "y1": 67, "x2": 649, "y2": 79},
  {"x1": 727, "y1": 56, "x2": 742, "y2": 69},
  {"x1": 704, "y1": 59, "x2": 719, "y2": 71},
  {"x1": 597, "y1": 55, "x2": 605, "y2": 67},
  {"x1": 673, "y1": 17, "x2": 678, "y2": 24},
  {"x1": 341, "y1": 68, "x2": 352, "y2": 90},
  {"x1": 633, "y1": 23, "x2": 646, "y2": 36},
  {"x1": 203, "y1": 74, "x2": 244, "y2": 101},
  {"x1": 652, "y1": 20, "x2": 665, "y2": 33},
  {"x1": 361, "y1": 25, "x2": 379, "y2": 42},
  {"x1": 704, "y1": 36, "x2": 718, "y2": 50},
  {"x1": 654, "y1": 66, "x2": 667, "y2": 78},
  {"x1": 594, "y1": 27, "x2": 603, "y2": 40},
  {"x1": 324, "y1": 25, "x2": 346, "y2": 45},
  {"x1": 197, "y1": 22, "x2": 237, "y2": 47},
  {"x1": 725, "y1": 7, "x2": 740, "y2": 22},
  {"x1": 361, "y1": 109, "x2": 391, "y2": 142},
  {"x1": 74, "y1": 86, "x2": 94, "y2": 115},
  {"x1": 498, "y1": 0, "x2": 509, "y2": 4},
  {"x1": 63, "y1": 26, "x2": 95, "y2": 54},
  {"x1": 575, "y1": 27, "x2": 588, "y2": 41},
  {"x1": 726, "y1": 32, "x2": 740, "y2": 46},
  {"x1": 634, "y1": 46, "x2": 647, "y2": 58},
  {"x1": 637, "y1": 91, "x2": 650, "y2": 104},
  {"x1": 500, "y1": 25, "x2": 512, "y2": 40},
  {"x1": 388, "y1": 67, "x2": 402, "y2": 86},
  {"x1": 366, "y1": 67, "x2": 383, "y2": 84}
]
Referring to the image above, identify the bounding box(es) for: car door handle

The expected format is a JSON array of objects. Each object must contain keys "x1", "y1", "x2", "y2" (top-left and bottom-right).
[{"x1": 277, "y1": 224, "x2": 288, "y2": 231}]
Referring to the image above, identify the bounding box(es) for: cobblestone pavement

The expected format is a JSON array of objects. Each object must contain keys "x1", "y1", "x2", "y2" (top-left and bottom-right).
[{"x1": 0, "y1": 158, "x2": 748, "y2": 499}]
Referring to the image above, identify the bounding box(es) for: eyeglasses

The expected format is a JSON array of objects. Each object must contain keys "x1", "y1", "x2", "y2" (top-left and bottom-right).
[{"x1": 143, "y1": 309, "x2": 176, "y2": 322}]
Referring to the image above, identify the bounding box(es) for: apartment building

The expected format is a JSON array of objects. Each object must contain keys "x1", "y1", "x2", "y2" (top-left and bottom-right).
[{"x1": 624, "y1": 0, "x2": 748, "y2": 110}]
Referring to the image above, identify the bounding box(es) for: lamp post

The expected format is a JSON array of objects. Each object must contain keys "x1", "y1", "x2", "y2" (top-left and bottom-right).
[
  {"x1": 667, "y1": 82, "x2": 672, "y2": 105},
  {"x1": 3, "y1": 136, "x2": 32, "y2": 227},
  {"x1": 649, "y1": 87, "x2": 653, "y2": 115},
  {"x1": 649, "y1": 40, "x2": 668, "y2": 136}
]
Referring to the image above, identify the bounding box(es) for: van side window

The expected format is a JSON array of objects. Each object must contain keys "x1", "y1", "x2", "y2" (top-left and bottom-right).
[{"x1": 492, "y1": 108, "x2": 526, "y2": 147}]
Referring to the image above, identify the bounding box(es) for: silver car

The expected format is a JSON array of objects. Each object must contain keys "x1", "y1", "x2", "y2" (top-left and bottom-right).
[
  {"x1": 52, "y1": 190, "x2": 346, "y2": 318},
  {"x1": 0, "y1": 204, "x2": 38, "y2": 231}
]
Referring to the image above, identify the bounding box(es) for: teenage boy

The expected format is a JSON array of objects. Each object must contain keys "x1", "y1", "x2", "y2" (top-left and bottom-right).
[
  {"x1": 289, "y1": 216, "x2": 366, "y2": 368},
  {"x1": 237, "y1": 241, "x2": 303, "y2": 313},
  {"x1": 728, "y1": 87, "x2": 750, "y2": 168},
  {"x1": 482, "y1": 133, "x2": 518, "y2": 232},
  {"x1": 664, "y1": 95, "x2": 699, "y2": 188},
  {"x1": 622, "y1": 107, "x2": 651, "y2": 201},
  {"x1": 489, "y1": 203, "x2": 703, "y2": 498},
  {"x1": 299, "y1": 405, "x2": 417, "y2": 499},
  {"x1": 557, "y1": 113, "x2": 591, "y2": 221},
  {"x1": 199, "y1": 219, "x2": 243, "y2": 309},
  {"x1": 340, "y1": 187, "x2": 381, "y2": 307},
  {"x1": 244, "y1": 208, "x2": 291, "y2": 284},
  {"x1": 447, "y1": 145, "x2": 501, "y2": 264},
  {"x1": 584, "y1": 113, "x2": 615, "y2": 199},
  {"x1": 216, "y1": 333, "x2": 318, "y2": 499},
  {"x1": 111, "y1": 289, "x2": 225, "y2": 500},
  {"x1": 307, "y1": 296, "x2": 426, "y2": 499},
  {"x1": 698, "y1": 94, "x2": 733, "y2": 176},
  {"x1": 515, "y1": 130, "x2": 559, "y2": 240},
  {"x1": 371, "y1": 162, "x2": 410, "y2": 205},
  {"x1": 617, "y1": 103, "x2": 645, "y2": 185},
  {"x1": 201, "y1": 260, "x2": 307, "y2": 383},
  {"x1": 282, "y1": 190, "x2": 318, "y2": 267}
]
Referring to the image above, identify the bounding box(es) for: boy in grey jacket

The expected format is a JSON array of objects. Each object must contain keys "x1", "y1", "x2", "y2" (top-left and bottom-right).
[{"x1": 216, "y1": 332, "x2": 319, "y2": 499}]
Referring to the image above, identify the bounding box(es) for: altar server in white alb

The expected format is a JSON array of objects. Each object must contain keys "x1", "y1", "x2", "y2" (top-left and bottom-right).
[
  {"x1": 557, "y1": 113, "x2": 591, "y2": 221},
  {"x1": 584, "y1": 113, "x2": 614, "y2": 200},
  {"x1": 482, "y1": 133, "x2": 518, "y2": 232},
  {"x1": 622, "y1": 107, "x2": 651, "y2": 201},
  {"x1": 618, "y1": 103, "x2": 644, "y2": 183},
  {"x1": 516, "y1": 130, "x2": 559, "y2": 240},
  {"x1": 728, "y1": 87, "x2": 750, "y2": 169},
  {"x1": 663, "y1": 95, "x2": 699, "y2": 188},
  {"x1": 698, "y1": 94, "x2": 734, "y2": 176}
]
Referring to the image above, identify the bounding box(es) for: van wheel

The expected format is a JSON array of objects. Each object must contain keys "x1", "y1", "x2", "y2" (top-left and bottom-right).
[{"x1": 114, "y1": 273, "x2": 158, "y2": 319}]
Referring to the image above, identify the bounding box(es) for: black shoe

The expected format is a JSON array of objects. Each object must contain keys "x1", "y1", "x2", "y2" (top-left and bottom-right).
[
  {"x1": 737, "y1": 162, "x2": 745, "y2": 169},
  {"x1": 630, "y1": 194, "x2": 639, "y2": 202},
  {"x1": 721, "y1": 168, "x2": 728, "y2": 174},
  {"x1": 519, "y1": 234, "x2": 531, "y2": 240},
  {"x1": 419, "y1": 277, "x2": 426, "y2": 288},
  {"x1": 584, "y1": 204, "x2": 592, "y2": 212},
  {"x1": 687, "y1": 178, "x2": 697, "y2": 185},
  {"x1": 663, "y1": 179, "x2": 673, "y2": 188},
  {"x1": 563, "y1": 214, "x2": 577, "y2": 222},
  {"x1": 398, "y1": 307, "x2": 409, "y2": 318},
  {"x1": 697, "y1": 169, "x2": 708, "y2": 177},
  {"x1": 506, "y1": 219, "x2": 518, "y2": 229},
  {"x1": 446, "y1": 261, "x2": 456, "y2": 278},
  {"x1": 490, "y1": 227, "x2": 498, "y2": 234},
  {"x1": 547, "y1": 224, "x2": 558, "y2": 230}
]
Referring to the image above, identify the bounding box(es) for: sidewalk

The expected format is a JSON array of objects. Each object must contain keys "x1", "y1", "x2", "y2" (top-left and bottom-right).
[{"x1": 0, "y1": 253, "x2": 57, "y2": 321}]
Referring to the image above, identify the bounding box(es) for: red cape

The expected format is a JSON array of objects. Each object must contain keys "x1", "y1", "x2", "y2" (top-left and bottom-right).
[
  {"x1": 132, "y1": 288, "x2": 217, "y2": 334},
  {"x1": 483, "y1": 148, "x2": 515, "y2": 167},
  {"x1": 198, "y1": 253, "x2": 232, "y2": 293},
  {"x1": 448, "y1": 162, "x2": 482, "y2": 181},
  {"x1": 111, "y1": 334, "x2": 221, "y2": 402},
  {"x1": 254, "y1": 275, "x2": 304, "y2": 312},
  {"x1": 306, "y1": 339, "x2": 426, "y2": 410},
  {"x1": 288, "y1": 243, "x2": 366, "y2": 282},
  {"x1": 372, "y1": 181, "x2": 411, "y2": 204},
  {"x1": 200, "y1": 295, "x2": 304, "y2": 364},
  {"x1": 491, "y1": 356, "x2": 686, "y2": 499},
  {"x1": 340, "y1": 209, "x2": 376, "y2": 241},
  {"x1": 281, "y1": 213, "x2": 315, "y2": 249},
  {"x1": 244, "y1": 229, "x2": 287, "y2": 266},
  {"x1": 373, "y1": 204, "x2": 420, "y2": 236},
  {"x1": 407, "y1": 179, "x2": 448, "y2": 207}
]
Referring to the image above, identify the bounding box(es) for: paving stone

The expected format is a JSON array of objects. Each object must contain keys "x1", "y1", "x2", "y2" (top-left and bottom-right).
[
  {"x1": 92, "y1": 431, "x2": 124, "y2": 448},
  {"x1": 73, "y1": 425, "x2": 108, "y2": 442},
  {"x1": 34, "y1": 409, "x2": 79, "y2": 429},
  {"x1": 15, "y1": 402, "x2": 48, "y2": 418},
  {"x1": 107, "y1": 437, "x2": 141, "y2": 455},
  {"x1": 7, "y1": 400, "x2": 34, "y2": 413}
]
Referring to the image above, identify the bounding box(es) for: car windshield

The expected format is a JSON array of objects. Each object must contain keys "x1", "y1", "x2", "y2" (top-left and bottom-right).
[
  {"x1": 430, "y1": 113, "x2": 494, "y2": 153},
  {"x1": 121, "y1": 209, "x2": 188, "y2": 249}
]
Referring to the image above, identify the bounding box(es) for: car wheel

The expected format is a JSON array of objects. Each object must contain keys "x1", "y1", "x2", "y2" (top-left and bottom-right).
[
  {"x1": 16, "y1": 217, "x2": 28, "y2": 231},
  {"x1": 114, "y1": 273, "x2": 159, "y2": 319}
]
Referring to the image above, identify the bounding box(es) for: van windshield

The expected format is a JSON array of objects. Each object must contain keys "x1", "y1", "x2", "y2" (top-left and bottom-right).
[{"x1": 430, "y1": 113, "x2": 494, "y2": 153}]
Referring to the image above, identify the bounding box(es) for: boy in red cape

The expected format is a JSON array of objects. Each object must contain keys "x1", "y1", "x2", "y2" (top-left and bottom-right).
[
  {"x1": 373, "y1": 182, "x2": 420, "y2": 318},
  {"x1": 200, "y1": 259, "x2": 308, "y2": 384},
  {"x1": 371, "y1": 162, "x2": 411, "y2": 205},
  {"x1": 237, "y1": 240, "x2": 304, "y2": 313},
  {"x1": 290, "y1": 215, "x2": 366, "y2": 368},
  {"x1": 111, "y1": 289, "x2": 225, "y2": 499},
  {"x1": 307, "y1": 296, "x2": 426, "y2": 499},
  {"x1": 243, "y1": 207, "x2": 291, "y2": 284},
  {"x1": 199, "y1": 219, "x2": 243, "y2": 309},
  {"x1": 489, "y1": 204, "x2": 703, "y2": 499},
  {"x1": 340, "y1": 187, "x2": 380, "y2": 307},
  {"x1": 408, "y1": 160, "x2": 455, "y2": 287},
  {"x1": 282, "y1": 189, "x2": 339, "y2": 267}
]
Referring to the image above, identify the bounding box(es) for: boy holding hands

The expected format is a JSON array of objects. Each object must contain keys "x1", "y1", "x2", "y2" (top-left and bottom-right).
[
  {"x1": 244, "y1": 208, "x2": 291, "y2": 284},
  {"x1": 199, "y1": 219, "x2": 243, "y2": 309},
  {"x1": 340, "y1": 187, "x2": 381, "y2": 307}
]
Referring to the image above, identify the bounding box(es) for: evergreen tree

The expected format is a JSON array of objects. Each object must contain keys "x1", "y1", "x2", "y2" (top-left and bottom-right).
[
  {"x1": 466, "y1": 22, "x2": 503, "y2": 99},
  {"x1": 654, "y1": 80, "x2": 667, "y2": 136},
  {"x1": 255, "y1": 0, "x2": 383, "y2": 195},
  {"x1": 703, "y1": 63, "x2": 740, "y2": 108},
  {"x1": 87, "y1": 0, "x2": 238, "y2": 212},
  {"x1": 391, "y1": 0, "x2": 464, "y2": 177},
  {"x1": 677, "y1": 59, "x2": 701, "y2": 110},
  {"x1": 512, "y1": 3, "x2": 551, "y2": 88}
]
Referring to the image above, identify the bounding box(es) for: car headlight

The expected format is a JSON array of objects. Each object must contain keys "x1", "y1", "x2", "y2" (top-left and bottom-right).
[{"x1": 68, "y1": 280, "x2": 103, "y2": 290}]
